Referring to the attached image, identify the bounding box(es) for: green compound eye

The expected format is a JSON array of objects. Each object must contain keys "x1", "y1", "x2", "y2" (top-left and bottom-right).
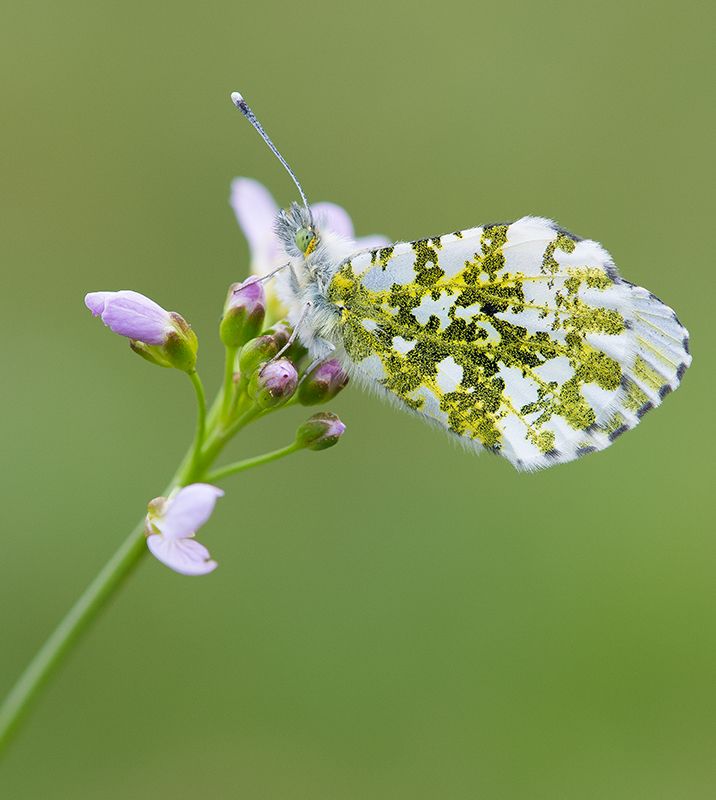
[{"x1": 295, "y1": 227, "x2": 316, "y2": 254}]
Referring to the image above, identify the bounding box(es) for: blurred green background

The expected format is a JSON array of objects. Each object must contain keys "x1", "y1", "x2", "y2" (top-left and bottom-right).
[{"x1": 2, "y1": 0, "x2": 714, "y2": 797}]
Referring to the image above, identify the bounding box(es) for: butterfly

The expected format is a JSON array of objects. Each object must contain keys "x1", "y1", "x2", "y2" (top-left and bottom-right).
[{"x1": 231, "y1": 92, "x2": 691, "y2": 471}]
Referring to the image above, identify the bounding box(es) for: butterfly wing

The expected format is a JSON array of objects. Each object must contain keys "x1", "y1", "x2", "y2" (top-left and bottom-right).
[{"x1": 327, "y1": 217, "x2": 690, "y2": 470}]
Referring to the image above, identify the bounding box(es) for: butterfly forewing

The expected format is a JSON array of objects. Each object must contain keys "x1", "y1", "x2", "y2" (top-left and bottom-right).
[{"x1": 327, "y1": 217, "x2": 690, "y2": 470}]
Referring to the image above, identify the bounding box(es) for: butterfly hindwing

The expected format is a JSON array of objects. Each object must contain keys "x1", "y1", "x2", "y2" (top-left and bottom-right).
[{"x1": 327, "y1": 217, "x2": 690, "y2": 470}]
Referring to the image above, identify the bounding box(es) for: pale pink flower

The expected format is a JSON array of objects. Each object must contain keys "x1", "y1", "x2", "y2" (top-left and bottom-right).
[{"x1": 144, "y1": 484, "x2": 223, "y2": 576}]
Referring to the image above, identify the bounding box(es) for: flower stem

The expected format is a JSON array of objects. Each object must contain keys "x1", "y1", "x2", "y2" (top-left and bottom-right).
[
  {"x1": 200, "y1": 406, "x2": 262, "y2": 468},
  {"x1": 204, "y1": 441, "x2": 301, "y2": 483},
  {"x1": 0, "y1": 371, "x2": 211, "y2": 756},
  {"x1": 187, "y1": 370, "x2": 207, "y2": 476},
  {"x1": 0, "y1": 519, "x2": 149, "y2": 754},
  {"x1": 219, "y1": 346, "x2": 238, "y2": 424}
]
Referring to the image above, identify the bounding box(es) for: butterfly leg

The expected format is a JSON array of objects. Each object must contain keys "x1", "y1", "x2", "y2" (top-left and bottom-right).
[
  {"x1": 254, "y1": 261, "x2": 291, "y2": 284},
  {"x1": 267, "y1": 302, "x2": 313, "y2": 363}
]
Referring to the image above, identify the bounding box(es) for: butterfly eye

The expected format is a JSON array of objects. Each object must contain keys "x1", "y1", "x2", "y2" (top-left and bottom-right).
[{"x1": 295, "y1": 227, "x2": 316, "y2": 254}]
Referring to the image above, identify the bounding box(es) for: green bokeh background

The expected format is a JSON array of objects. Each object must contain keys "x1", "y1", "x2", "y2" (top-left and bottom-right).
[{"x1": 2, "y1": 1, "x2": 714, "y2": 796}]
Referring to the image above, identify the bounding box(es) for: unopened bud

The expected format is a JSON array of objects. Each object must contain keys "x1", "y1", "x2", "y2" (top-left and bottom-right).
[
  {"x1": 248, "y1": 358, "x2": 298, "y2": 408},
  {"x1": 129, "y1": 341, "x2": 172, "y2": 368},
  {"x1": 238, "y1": 335, "x2": 280, "y2": 376},
  {"x1": 295, "y1": 412, "x2": 346, "y2": 451},
  {"x1": 220, "y1": 278, "x2": 266, "y2": 348},
  {"x1": 85, "y1": 291, "x2": 198, "y2": 372},
  {"x1": 264, "y1": 322, "x2": 291, "y2": 348},
  {"x1": 162, "y1": 314, "x2": 199, "y2": 372},
  {"x1": 264, "y1": 321, "x2": 308, "y2": 365},
  {"x1": 298, "y1": 359, "x2": 349, "y2": 405}
]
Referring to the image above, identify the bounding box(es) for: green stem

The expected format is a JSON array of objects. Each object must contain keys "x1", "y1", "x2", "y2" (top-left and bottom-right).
[
  {"x1": 187, "y1": 370, "x2": 207, "y2": 477},
  {"x1": 219, "y1": 346, "x2": 238, "y2": 424},
  {"x1": 0, "y1": 372, "x2": 209, "y2": 756},
  {"x1": 205, "y1": 441, "x2": 301, "y2": 483},
  {"x1": 0, "y1": 519, "x2": 148, "y2": 753},
  {"x1": 0, "y1": 358, "x2": 283, "y2": 753},
  {"x1": 200, "y1": 406, "x2": 262, "y2": 467}
]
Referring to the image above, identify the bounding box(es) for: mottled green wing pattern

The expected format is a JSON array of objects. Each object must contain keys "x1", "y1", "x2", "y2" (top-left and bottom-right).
[{"x1": 327, "y1": 217, "x2": 690, "y2": 470}]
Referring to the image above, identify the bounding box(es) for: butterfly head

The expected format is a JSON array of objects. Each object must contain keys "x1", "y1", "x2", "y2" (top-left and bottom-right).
[
  {"x1": 276, "y1": 201, "x2": 320, "y2": 261},
  {"x1": 295, "y1": 226, "x2": 318, "y2": 256}
]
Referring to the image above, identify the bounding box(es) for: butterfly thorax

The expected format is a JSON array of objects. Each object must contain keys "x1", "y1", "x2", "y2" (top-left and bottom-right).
[{"x1": 274, "y1": 202, "x2": 357, "y2": 357}]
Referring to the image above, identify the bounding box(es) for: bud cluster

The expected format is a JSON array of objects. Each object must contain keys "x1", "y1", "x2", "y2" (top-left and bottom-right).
[
  {"x1": 85, "y1": 274, "x2": 350, "y2": 577},
  {"x1": 215, "y1": 278, "x2": 350, "y2": 426}
]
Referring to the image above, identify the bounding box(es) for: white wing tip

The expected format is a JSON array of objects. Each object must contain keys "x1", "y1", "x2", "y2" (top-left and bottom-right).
[{"x1": 230, "y1": 91, "x2": 244, "y2": 107}]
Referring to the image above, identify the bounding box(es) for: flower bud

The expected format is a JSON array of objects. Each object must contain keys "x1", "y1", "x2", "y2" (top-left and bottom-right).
[
  {"x1": 238, "y1": 334, "x2": 280, "y2": 377},
  {"x1": 247, "y1": 358, "x2": 298, "y2": 408},
  {"x1": 219, "y1": 278, "x2": 266, "y2": 348},
  {"x1": 298, "y1": 359, "x2": 349, "y2": 405},
  {"x1": 162, "y1": 314, "x2": 199, "y2": 372},
  {"x1": 295, "y1": 412, "x2": 346, "y2": 451},
  {"x1": 262, "y1": 322, "x2": 309, "y2": 365},
  {"x1": 85, "y1": 291, "x2": 198, "y2": 372},
  {"x1": 264, "y1": 322, "x2": 292, "y2": 348},
  {"x1": 129, "y1": 340, "x2": 173, "y2": 368}
]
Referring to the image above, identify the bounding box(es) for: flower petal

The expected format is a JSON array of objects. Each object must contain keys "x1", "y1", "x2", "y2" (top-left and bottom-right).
[
  {"x1": 230, "y1": 178, "x2": 282, "y2": 272},
  {"x1": 147, "y1": 534, "x2": 218, "y2": 576},
  {"x1": 310, "y1": 202, "x2": 354, "y2": 239},
  {"x1": 158, "y1": 483, "x2": 224, "y2": 539},
  {"x1": 85, "y1": 292, "x2": 112, "y2": 316},
  {"x1": 87, "y1": 290, "x2": 173, "y2": 344}
]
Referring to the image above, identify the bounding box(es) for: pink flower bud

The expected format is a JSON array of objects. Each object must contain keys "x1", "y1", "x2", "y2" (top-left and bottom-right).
[
  {"x1": 85, "y1": 290, "x2": 174, "y2": 344},
  {"x1": 85, "y1": 290, "x2": 197, "y2": 371},
  {"x1": 238, "y1": 334, "x2": 280, "y2": 376},
  {"x1": 248, "y1": 358, "x2": 298, "y2": 408},
  {"x1": 295, "y1": 412, "x2": 346, "y2": 451},
  {"x1": 220, "y1": 278, "x2": 266, "y2": 347},
  {"x1": 298, "y1": 359, "x2": 349, "y2": 405}
]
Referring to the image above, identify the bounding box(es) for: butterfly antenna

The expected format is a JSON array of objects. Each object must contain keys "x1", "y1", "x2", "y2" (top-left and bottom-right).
[{"x1": 230, "y1": 91, "x2": 313, "y2": 226}]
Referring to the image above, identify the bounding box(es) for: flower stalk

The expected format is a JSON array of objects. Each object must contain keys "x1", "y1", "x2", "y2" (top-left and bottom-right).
[{"x1": 0, "y1": 175, "x2": 382, "y2": 755}]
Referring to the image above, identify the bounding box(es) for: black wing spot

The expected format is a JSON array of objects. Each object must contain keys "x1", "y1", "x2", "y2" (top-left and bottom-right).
[
  {"x1": 608, "y1": 424, "x2": 629, "y2": 442},
  {"x1": 576, "y1": 446, "x2": 597, "y2": 457},
  {"x1": 636, "y1": 402, "x2": 654, "y2": 419},
  {"x1": 604, "y1": 262, "x2": 619, "y2": 281},
  {"x1": 676, "y1": 362, "x2": 688, "y2": 381},
  {"x1": 658, "y1": 384, "x2": 673, "y2": 400}
]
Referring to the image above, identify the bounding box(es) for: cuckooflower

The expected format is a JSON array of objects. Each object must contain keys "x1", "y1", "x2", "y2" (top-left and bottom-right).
[
  {"x1": 144, "y1": 484, "x2": 223, "y2": 575},
  {"x1": 230, "y1": 177, "x2": 390, "y2": 314},
  {"x1": 85, "y1": 290, "x2": 198, "y2": 371}
]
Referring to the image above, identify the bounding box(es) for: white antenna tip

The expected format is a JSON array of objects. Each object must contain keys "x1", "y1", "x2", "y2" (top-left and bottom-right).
[{"x1": 230, "y1": 91, "x2": 244, "y2": 107}]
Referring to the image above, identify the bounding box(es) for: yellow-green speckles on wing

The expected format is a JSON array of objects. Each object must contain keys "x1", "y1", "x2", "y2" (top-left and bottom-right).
[{"x1": 328, "y1": 216, "x2": 691, "y2": 470}]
